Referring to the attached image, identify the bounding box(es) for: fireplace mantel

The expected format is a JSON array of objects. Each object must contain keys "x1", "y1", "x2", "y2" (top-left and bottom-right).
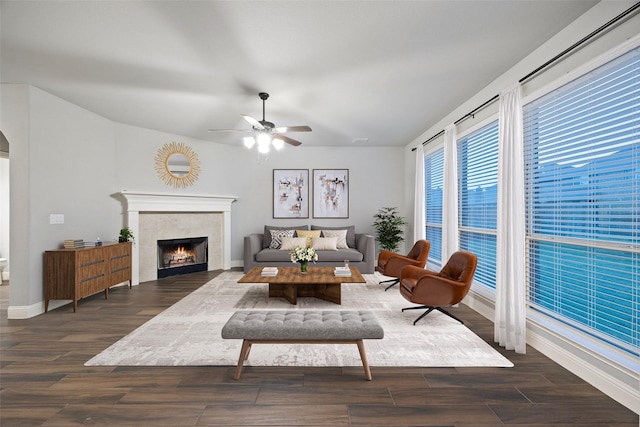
[{"x1": 116, "y1": 191, "x2": 237, "y2": 285}]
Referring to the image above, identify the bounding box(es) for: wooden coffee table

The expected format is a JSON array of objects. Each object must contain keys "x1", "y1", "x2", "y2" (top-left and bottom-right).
[{"x1": 238, "y1": 266, "x2": 366, "y2": 305}]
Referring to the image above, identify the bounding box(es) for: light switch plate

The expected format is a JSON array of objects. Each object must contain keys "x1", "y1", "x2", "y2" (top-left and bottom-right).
[{"x1": 49, "y1": 214, "x2": 64, "y2": 224}]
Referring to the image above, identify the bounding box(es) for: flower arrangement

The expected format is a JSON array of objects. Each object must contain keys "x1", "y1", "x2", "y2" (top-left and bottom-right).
[
  {"x1": 290, "y1": 246, "x2": 318, "y2": 274},
  {"x1": 290, "y1": 246, "x2": 318, "y2": 263}
]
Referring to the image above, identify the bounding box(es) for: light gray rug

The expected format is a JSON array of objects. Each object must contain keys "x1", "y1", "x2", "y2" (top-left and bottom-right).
[{"x1": 85, "y1": 271, "x2": 513, "y2": 368}]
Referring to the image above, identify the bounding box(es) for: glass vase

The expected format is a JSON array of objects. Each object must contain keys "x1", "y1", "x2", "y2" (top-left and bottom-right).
[{"x1": 299, "y1": 261, "x2": 308, "y2": 274}]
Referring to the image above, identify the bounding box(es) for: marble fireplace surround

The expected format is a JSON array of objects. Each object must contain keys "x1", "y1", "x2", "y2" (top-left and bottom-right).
[{"x1": 116, "y1": 191, "x2": 237, "y2": 286}]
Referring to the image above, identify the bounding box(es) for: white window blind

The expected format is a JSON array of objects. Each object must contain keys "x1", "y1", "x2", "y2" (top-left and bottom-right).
[
  {"x1": 425, "y1": 148, "x2": 444, "y2": 266},
  {"x1": 523, "y1": 46, "x2": 639, "y2": 354},
  {"x1": 458, "y1": 121, "x2": 499, "y2": 290}
]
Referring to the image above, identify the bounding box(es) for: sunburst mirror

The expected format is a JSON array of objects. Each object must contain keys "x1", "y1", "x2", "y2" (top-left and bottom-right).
[{"x1": 155, "y1": 141, "x2": 201, "y2": 189}]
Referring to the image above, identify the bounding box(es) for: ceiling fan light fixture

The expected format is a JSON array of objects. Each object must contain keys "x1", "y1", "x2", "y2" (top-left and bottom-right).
[
  {"x1": 209, "y1": 93, "x2": 311, "y2": 151},
  {"x1": 258, "y1": 143, "x2": 270, "y2": 154},
  {"x1": 243, "y1": 136, "x2": 256, "y2": 149},
  {"x1": 257, "y1": 132, "x2": 272, "y2": 147}
]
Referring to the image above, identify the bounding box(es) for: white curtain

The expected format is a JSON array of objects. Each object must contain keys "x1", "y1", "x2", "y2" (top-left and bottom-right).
[
  {"x1": 495, "y1": 82, "x2": 526, "y2": 354},
  {"x1": 413, "y1": 144, "x2": 426, "y2": 242},
  {"x1": 442, "y1": 124, "x2": 458, "y2": 261}
]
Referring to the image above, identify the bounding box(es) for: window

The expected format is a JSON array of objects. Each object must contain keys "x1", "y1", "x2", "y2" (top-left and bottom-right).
[
  {"x1": 523, "y1": 46, "x2": 639, "y2": 354},
  {"x1": 425, "y1": 148, "x2": 444, "y2": 267},
  {"x1": 458, "y1": 121, "x2": 499, "y2": 290}
]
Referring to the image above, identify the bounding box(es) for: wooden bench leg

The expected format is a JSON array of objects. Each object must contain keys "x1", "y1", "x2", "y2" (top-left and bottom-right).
[
  {"x1": 234, "y1": 340, "x2": 252, "y2": 380},
  {"x1": 232, "y1": 339, "x2": 374, "y2": 381},
  {"x1": 356, "y1": 340, "x2": 372, "y2": 380}
]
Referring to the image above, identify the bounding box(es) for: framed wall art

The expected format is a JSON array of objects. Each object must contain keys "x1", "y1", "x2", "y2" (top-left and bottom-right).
[
  {"x1": 273, "y1": 169, "x2": 309, "y2": 218},
  {"x1": 313, "y1": 169, "x2": 349, "y2": 218}
]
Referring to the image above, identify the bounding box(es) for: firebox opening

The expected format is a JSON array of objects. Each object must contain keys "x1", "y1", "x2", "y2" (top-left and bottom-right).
[{"x1": 157, "y1": 237, "x2": 208, "y2": 279}]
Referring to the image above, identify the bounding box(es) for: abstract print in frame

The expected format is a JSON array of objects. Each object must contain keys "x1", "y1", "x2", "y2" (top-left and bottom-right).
[
  {"x1": 273, "y1": 169, "x2": 309, "y2": 218},
  {"x1": 313, "y1": 169, "x2": 349, "y2": 218}
]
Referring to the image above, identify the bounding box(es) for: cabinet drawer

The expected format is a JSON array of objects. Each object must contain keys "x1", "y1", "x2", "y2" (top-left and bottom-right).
[
  {"x1": 109, "y1": 242, "x2": 132, "y2": 285},
  {"x1": 76, "y1": 247, "x2": 108, "y2": 296}
]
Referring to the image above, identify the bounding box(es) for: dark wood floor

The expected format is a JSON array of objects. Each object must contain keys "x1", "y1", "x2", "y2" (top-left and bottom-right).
[{"x1": 1, "y1": 271, "x2": 637, "y2": 426}]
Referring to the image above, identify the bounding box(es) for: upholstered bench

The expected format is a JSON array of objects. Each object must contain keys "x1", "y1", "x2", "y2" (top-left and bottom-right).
[{"x1": 221, "y1": 310, "x2": 384, "y2": 380}]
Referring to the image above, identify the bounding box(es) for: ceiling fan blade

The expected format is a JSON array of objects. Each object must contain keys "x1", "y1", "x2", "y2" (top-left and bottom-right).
[
  {"x1": 274, "y1": 125, "x2": 312, "y2": 133},
  {"x1": 207, "y1": 129, "x2": 251, "y2": 132},
  {"x1": 274, "y1": 134, "x2": 302, "y2": 146},
  {"x1": 242, "y1": 114, "x2": 265, "y2": 130}
]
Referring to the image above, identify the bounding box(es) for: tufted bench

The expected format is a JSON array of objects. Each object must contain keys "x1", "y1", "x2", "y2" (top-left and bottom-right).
[{"x1": 221, "y1": 310, "x2": 384, "y2": 380}]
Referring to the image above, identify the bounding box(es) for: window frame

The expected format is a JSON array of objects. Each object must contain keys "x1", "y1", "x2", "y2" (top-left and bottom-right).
[
  {"x1": 522, "y1": 43, "x2": 639, "y2": 357},
  {"x1": 423, "y1": 144, "x2": 445, "y2": 268},
  {"x1": 456, "y1": 118, "x2": 500, "y2": 291}
]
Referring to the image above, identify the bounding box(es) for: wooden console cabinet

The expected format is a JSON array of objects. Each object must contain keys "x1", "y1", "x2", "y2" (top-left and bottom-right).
[{"x1": 44, "y1": 242, "x2": 132, "y2": 312}]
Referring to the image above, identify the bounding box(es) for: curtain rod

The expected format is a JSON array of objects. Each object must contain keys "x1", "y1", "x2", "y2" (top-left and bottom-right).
[{"x1": 412, "y1": 2, "x2": 640, "y2": 152}]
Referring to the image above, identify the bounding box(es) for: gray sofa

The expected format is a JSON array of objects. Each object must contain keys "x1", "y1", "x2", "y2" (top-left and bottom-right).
[{"x1": 244, "y1": 225, "x2": 375, "y2": 274}]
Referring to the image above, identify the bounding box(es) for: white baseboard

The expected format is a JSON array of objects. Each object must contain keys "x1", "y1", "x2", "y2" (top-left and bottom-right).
[
  {"x1": 7, "y1": 300, "x2": 48, "y2": 319},
  {"x1": 527, "y1": 322, "x2": 640, "y2": 415},
  {"x1": 7, "y1": 283, "x2": 133, "y2": 318},
  {"x1": 465, "y1": 290, "x2": 639, "y2": 415}
]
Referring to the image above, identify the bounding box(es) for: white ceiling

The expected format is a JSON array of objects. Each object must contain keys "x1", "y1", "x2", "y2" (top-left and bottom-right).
[{"x1": 1, "y1": 1, "x2": 597, "y2": 148}]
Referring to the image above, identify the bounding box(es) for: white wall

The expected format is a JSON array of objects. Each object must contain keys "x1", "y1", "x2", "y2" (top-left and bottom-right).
[
  {"x1": 1, "y1": 86, "x2": 404, "y2": 317},
  {"x1": 114, "y1": 123, "x2": 404, "y2": 265},
  {"x1": 0, "y1": 156, "x2": 9, "y2": 281},
  {"x1": 1, "y1": 85, "x2": 120, "y2": 317}
]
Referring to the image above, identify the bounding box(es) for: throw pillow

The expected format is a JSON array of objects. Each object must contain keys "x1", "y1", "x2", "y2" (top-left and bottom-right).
[
  {"x1": 311, "y1": 225, "x2": 356, "y2": 248},
  {"x1": 263, "y1": 225, "x2": 307, "y2": 249},
  {"x1": 311, "y1": 236, "x2": 338, "y2": 251},
  {"x1": 280, "y1": 237, "x2": 308, "y2": 251},
  {"x1": 296, "y1": 229, "x2": 321, "y2": 247},
  {"x1": 269, "y1": 229, "x2": 294, "y2": 249},
  {"x1": 321, "y1": 229, "x2": 349, "y2": 249}
]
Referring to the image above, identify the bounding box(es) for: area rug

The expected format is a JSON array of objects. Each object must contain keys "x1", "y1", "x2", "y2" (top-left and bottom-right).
[{"x1": 85, "y1": 271, "x2": 513, "y2": 368}]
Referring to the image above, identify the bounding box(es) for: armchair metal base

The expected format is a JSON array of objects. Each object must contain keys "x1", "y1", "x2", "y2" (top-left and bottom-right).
[
  {"x1": 401, "y1": 305, "x2": 464, "y2": 325},
  {"x1": 379, "y1": 278, "x2": 399, "y2": 291}
]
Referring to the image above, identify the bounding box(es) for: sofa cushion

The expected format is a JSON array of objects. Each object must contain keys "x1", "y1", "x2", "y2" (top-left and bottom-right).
[
  {"x1": 311, "y1": 237, "x2": 338, "y2": 251},
  {"x1": 269, "y1": 229, "x2": 294, "y2": 249},
  {"x1": 311, "y1": 225, "x2": 355, "y2": 248},
  {"x1": 296, "y1": 229, "x2": 321, "y2": 247},
  {"x1": 263, "y1": 225, "x2": 307, "y2": 249},
  {"x1": 255, "y1": 249, "x2": 296, "y2": 262},
  {"x1": 255, "y1": 247, "x2": 363, "y2": 263},
  {"x1": 280, "y1": 237, "x2": 308, "y2": 251},
  {"x1": 321, "y1": 229, "x2": 349, "y2": 249},
  {"x1": 316, "y1": 248, "x2": 364, "y2": 262}
]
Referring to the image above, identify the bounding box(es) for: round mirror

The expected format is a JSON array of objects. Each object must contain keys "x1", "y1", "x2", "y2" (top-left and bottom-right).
[
  {"x1": 155, "y1": 142, "x2": 201, "y2": 188},
  {"x1": 167, "y1": 153, "x2": 190, "y2": 177}
]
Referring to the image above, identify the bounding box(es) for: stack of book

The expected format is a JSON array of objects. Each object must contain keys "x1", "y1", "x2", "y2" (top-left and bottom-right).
[
  {"x1": 63, "y1": 239, "x2": 85, "y2": 249},
  {"x1": 334, "y1": 266, "x2": 352, "y2": 277},
  {"x1": 261, "y1": 267, "x2": 278, "y2": 276}
]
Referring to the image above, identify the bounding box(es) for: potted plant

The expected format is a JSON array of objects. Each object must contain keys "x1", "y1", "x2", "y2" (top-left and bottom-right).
[
  {"x1": 373, "y1": 207, "x2": 406, "y2": 252},
  {"x1": 119, "y1": 227, "x2": 135, "y2": 243}
]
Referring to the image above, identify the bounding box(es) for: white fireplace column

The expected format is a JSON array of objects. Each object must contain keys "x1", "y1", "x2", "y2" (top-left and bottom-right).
[{"x1": 117, "y1": 191, "x2": 237, "y2": 286}]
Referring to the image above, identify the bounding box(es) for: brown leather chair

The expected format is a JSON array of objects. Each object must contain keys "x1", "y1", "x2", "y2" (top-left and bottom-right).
[
  {"x1": 377, "y1": 240, "x2": 430, "y2": 291},
  {"x1": 399, "y1": 251, "x2": 477, "y2": 325}
]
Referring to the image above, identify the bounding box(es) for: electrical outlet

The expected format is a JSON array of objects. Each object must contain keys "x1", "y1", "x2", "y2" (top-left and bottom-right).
[{"x1": 49, "y1": 214, "x2": 64, "y2": 225}]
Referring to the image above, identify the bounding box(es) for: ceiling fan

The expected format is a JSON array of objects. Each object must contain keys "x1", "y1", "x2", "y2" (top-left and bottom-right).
[{"x1": 208, "y1": 92, "x2": 311, "y2": 152}]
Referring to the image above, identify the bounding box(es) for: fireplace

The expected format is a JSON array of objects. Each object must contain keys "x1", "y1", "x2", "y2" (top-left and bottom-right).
[
  {"x1": 157, "y1": 237, "x2": 208, "y2": 279},
  {"x1": 117, "y1": 192, "x2": 237, "y2": 285}
]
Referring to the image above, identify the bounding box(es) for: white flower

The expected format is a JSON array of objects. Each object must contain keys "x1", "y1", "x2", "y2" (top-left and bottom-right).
[{"x1": 290, "y1": 246, "x2": 318, "y2": 263}]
